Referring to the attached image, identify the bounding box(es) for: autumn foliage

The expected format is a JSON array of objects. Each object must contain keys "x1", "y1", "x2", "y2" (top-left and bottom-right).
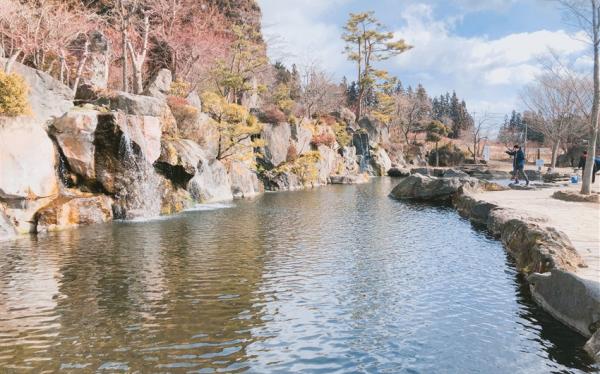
[{"x1": 0, "y1": 70, "x2": 30, "y2": 117}]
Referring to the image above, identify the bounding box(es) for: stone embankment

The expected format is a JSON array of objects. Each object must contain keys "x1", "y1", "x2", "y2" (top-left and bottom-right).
[{"x1": 390, "y1": 172, "x2": 600, "y2": 362}]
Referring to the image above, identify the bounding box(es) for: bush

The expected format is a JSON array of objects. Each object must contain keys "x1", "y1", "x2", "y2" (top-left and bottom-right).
[
  {"x1": 428, "y1": 143, "x2": 466, "y2": 166},
  {"x1": 333, "y1": 122, "x2": 351, "y2": 147},
  {"x1": 311, "y1": 133, "x2": 336, "y2": 147},
  {"x1": 0, "y1": 70, "x2": 30, "y2": 116},
  {"x1": 167, "y1": 96, "x2": 198, "y2": 125},
  {"x1": 286, "y1": 144, "x2": 298, "y2": 162},
  {"x1": 259, "y1": 106, "x2": 286, "y2": 124},
  {"x1": 169, "y1": 79, "x2": 190, "y2": 98}
]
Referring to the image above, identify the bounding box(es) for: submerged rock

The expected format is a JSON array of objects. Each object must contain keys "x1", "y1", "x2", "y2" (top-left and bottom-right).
[
  {"x1": 387, "y1": 167, "x2": 410, "y2": 178},
  {"x1": 35, "y1": 195, "x2": 113, "y2": 232},
  {"x1": 329, "y1": 174, "x2": 370, "y2": 185}
]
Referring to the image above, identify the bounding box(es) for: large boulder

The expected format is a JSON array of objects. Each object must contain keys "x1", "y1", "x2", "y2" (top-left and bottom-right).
[
  {"x1": 50, "y1": 110, "x2": 99, "y2": 180},
  {"x1": 261, "y1": 170, "x2": 303, "y2": 191},
  {"x1": 317, "y1": 145, "x2": 337, "y2": 183},
  {"x1": 329, "y1": 174, "x2": 369, "y2": 184},
  {"x1": 108, "y1": 91, "x2": 177, "y2": 137},
  {"x1": 370, "y1": 147, "x2": 392, "y2": 176},
  {"x1": 159, "y1": 177, "x2": 192, "y2": 215},
  {"x1": 0, "y1": 117, "x2": 59, "y2": 199},
  {"x1": 261, "y1": 122, "x2": 292, "y2": 168},
  {"x1": 1, "y1": 59, "x2": 73, "y2": 124},
  {"x1": 389, "y1": 174, "x2": 479, "y2": 202},
  {"x1": 229, "y1": 161, "x2": 262, "y2": 198},
  {"x1": 35, "y1": 195, "x2": 113, "y2": 233},
  {"x1": 155, "y1": 139, "x2": 206, "y2": 186},
  {"x1": 187, "y1": 159, "x2": 233, "y2": 203},
  {"x1": 143, "y1": 68, "x2": 172, "y2": 100},
  {"x1": 290, "y1": 123, "x2": 312, "y2": 155},
  {"x1": 176, "y1": 112, "x2": 220, "y2": 160},
  {"x1": 585, "y1": 329, "x2": 600, "y2": 363}
]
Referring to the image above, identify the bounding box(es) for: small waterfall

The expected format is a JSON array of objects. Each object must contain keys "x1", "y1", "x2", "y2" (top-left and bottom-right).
[{"x1": 116, "y1": 128, "x2": 162, "y2": 220}]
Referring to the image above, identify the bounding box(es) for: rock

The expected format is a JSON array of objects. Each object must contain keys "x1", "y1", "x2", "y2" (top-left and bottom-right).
[
  {"x1": 186, "y1": 90, "x2": 202, "y2": 111},
  {"x1": 370, "y1": 147, "x2": 392, "y2": 176},
  {"x1": 317, "y1": 145, "x2": 337, "y2": 183},
  {"x1": 155, "y1": 139, "x2": 206, "y2": 186},
  {"x1": 340, "y1": 146, "x2": 360, "y2": 174},
  {"x1": 229, "y1": 161, "x2": 262, "y2": 198},
  {"x1": 528, "y1": 270, "x2": 600, "y2": 338},
  {"x1": 187, "y1": 158, "x2": 233, "y2": 203},
  {"x1": 357, "y1": 117, "x2": 389, "y2": 144},
  {"x1": 144, "y1": 68, "x2": 172, "y2": 100},
  {"x1": 176, "y1": 112, "x2": 220, "y2": 160},
  {"x1": 339, "y1": 107, "x2": 356, "y2": 125},
  {"x1": 86, "y1": 31, "x2": 110, "y2": 89},
  {"x1": 261, "y1": 170, "x2": 303, "y2": 191},
  {"x1": 585, "y1": 329, "x2": 600, "y2": 362},
  {"x1": 0, "y1": 205, "x2": 16, "y2": 241},
  {"x1": 159, "y1": 178, "x2": 192, "y2": 215},
  {"x1": 261, "y1": 122, "x2": 292, "y2": 168},
  {"x1": 290, "y1": 123, "x2": 312, "y2": 155},
  {"x1": 0, "y1": 117, "x2": 59, "y2": 200},
  {"x1": 390, "y1": 174, "x2": 480, "y2": 202},
  {"x1": 465, "y1": 168, "x2": 511, "y2": 180},
  {"x1": 0, "y1": 58, "x2": 73, "y2": 124},
  {"x1": 50, "y1": 110, "x2": 99, "y2": 180},
  {"x1": 116, "y1": 113, "x2": 162, "y2": 164},
  {"x1": 35, "y1": 195, "x2": 113, "y2": 233},
  {"x1": 329, "y1": 174, "x2": 369, "y2": 184},
  {"x1": 552, "y1": 190, "x2": 600, "y2": 204},
  {"x1": 109, "y1": 91, "x2": 177, "y2": 137},
  {"x1": 443, "y1": 169, "x2": 469, "y2": 178},
  {"x1": 388, "y1": 167, "x2": 410, "y2": 178}
]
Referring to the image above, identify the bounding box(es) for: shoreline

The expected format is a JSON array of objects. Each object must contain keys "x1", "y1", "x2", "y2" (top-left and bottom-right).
[{"x1": 451, "y1": 188, "x2": 600, "y2": 361}]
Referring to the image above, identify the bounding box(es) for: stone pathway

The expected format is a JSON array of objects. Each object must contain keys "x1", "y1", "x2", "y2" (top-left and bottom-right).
[{"x1": 471, "y1": 183, "x2": 600, "y2": 284}]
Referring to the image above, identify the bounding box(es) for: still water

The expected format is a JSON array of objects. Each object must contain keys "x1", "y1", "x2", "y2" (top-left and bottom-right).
[{"x1": 0, "y1": 178, "x2": 596, "y2": 373}]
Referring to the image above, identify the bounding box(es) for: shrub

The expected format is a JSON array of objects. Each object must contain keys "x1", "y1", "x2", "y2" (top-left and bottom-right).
[
  {"x1": 278, "y1": 98, "x2": 295, "y2": 115},
  {"x1": 0, "y1": 70, "x2": 30, "y2": 116},
  {"x1": 169, "y1": 79, "x2": 191, "y2": 98},
  {"x1": 428, "y1": 143, "x2": 466, "y2": 166},
  {"x1": 333, "y1": 122, "x2": 351, "y2": 148},
  {"x1": 310, "y1": 133, "x2": 336, "y2": 148},
  {"x1": 259, "y1": 106, "x2": 286, "y2": 124},
  {"x1": 286, "y1": 144, "x2": 298, "y2": 162},
  {"x1": 318, "y1": 114, "x2": 337, "y2": 126},
  {"x1": 167, "y1": 95, "x2": 198, "y2": 124},
  {"x1": 290, "y1": 151, "x2": 321, "y2": 184}
]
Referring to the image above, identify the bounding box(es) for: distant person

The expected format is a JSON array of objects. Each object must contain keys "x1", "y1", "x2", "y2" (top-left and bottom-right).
[
  {"x1": 506, "y1": 144, "x2": 529, "y2": 186},
  {"x1": 578, "y1": 150, "x2": 600, "y2": 183}
]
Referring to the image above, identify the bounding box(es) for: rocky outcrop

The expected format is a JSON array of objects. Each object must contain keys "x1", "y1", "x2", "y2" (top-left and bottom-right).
[
  {"x1": 0, "y1": 117, "x2": 59, "y2": 199},
  {"x1": 390, "y1": 174, "x2": 480, "y2": 202},
  {"x1": 317, "y1": 145, "x2": 337, "y2": 184},
  {"x1": 370, "y1": 147, "x2": 392, "y2": 176},
  {"x1": 0, "y1": 205, "x2": 16, "y2": 240},
  {"x1": 35, "y1": 194, "x2": 113, "y2": 233},
  {"x1": 261, "y1": 122, "x2": 292, "y2": 168},
  {"x1": 261, "y1": 170, "x2": 303, "y2": 191},
  {"x1": 159, "y1": 178, "x2": 192, "y2": 215},
  {"x1": 229, "y1": 161, "x2": 262, "y2": 198},
  {"x1": 388, "y1": 167, "x2": 410, "y2": 178},
  {"x1": 187, "y1": 158, "x2": 233, "y2": 203},
  {"x1": 108, "y1": 91, "x2": 177, "y2": 137},
  {"x1": 143, "y1": 68, "x2": 172, "y2": 100},
  {"x1": 1, "y1": 59, "x2": 73, "y2": 123},
  {"x1": 50, "y1": 110, "x2": 99, "y2": 180},
  {"x1": 585, "y1": 330, "x2": 600, "y2": 362},
  {"x1": 176, "y1": 112, "x2": 220, "y2": 160},
  {"x1": 291, "y1": 122, "x2": 312, "y2": 155},
  {"x1": 155, "y1": 139, "x2": 206, "y2": 186},
  {"x1": 329, "y1": 174, "x2": 369, "y2": 185}
]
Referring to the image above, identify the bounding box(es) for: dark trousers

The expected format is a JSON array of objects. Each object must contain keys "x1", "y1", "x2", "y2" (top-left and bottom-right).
[{"x1": 513, "y1": 167, "x2": 529, "y2": 184}]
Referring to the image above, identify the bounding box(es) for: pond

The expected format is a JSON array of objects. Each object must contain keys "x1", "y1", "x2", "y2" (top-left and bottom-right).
[{"x1": 0, "y1": 178, "x2": 595, "y2": 373}]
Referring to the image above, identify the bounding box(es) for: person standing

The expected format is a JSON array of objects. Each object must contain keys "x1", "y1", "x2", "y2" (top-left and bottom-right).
[
  {"x1": 578, "y1": 150, "x2": 599, "y2": 183},
  {"x1": 506, "y1": 144, "x2": 529, "y2": 186}
]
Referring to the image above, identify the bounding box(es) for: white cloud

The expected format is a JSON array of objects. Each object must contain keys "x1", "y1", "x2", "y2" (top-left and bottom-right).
[
  {"x1": 258, "y1": 0, "x2": 349, "y2": 72},
  {"x1": 393, "y1": 4, "x2": 588, "y2": 114}
]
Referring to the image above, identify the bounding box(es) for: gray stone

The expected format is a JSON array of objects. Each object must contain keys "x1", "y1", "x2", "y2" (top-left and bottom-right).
[
  {"x1": 528, "y1": 270, "x2": 600, "y2": 338},
  {"x1": 291, "y1": 123, "x2": 312, "y2": 155},
  {"x1": 155, "y1": 139, "x2": 206, "y2": 185},
  {"x1": 109, "y1": 91, "x2": 177, "y2": 137},
  {"x1": 187, "y1": 159, "x2": 233, "y2": 203},
  {"x1": 144, "y1": 69, "x2": 172, "y2": 100},
  {"x1": 87, "y1": 31, "x2": 110, "y2": 89},
  {"x1": 443, "y1": 169, "x2": 469, "y2": 178},
  {"x1": 390, "y1": 174, "x2": 480, "y2": 202},
  {"x1": 35, "y1": 195, "x2": 113, "y2": 233},
  {"x1": 585, "y1": 329, "x2": 600, "y2": 362},
  {"x1": 1, "y1": 58, "x2": 73, "y2": 124},
  {"x1": 186, "y1": 90, "x2": 202, "y2": 111},
  {"x1": 51, "y1": 110, "x2": 99, "y2": 180},
  {"x1": 329, "y1": 174, "x2": 369, "y2": 184},
  {"x1": 261, "y1": 122, "x2": 292, "y2": 168},
  {"x1": 317, "y1": 145, "x2": 337, "y2": 183},
  {"x1": 229, "y1": 161, "x2": 262, "y2": 198},
  {"x1": 370, "y1": 147, "x2": 392, "y2": 176},
  {"x1": 388, "y1": 167, "x2": 410, "y2": 178},
  {"x1": 177, "y1": 112, "x2": 220, "y2": 160},
  {"x1": 0, "y1": 117, "x2": 59, "y2": 200}
]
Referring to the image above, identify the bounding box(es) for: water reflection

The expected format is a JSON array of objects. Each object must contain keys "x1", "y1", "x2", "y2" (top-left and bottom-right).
[{"x1": 0, "y1": 179, "x2": 596, "y2": 373}]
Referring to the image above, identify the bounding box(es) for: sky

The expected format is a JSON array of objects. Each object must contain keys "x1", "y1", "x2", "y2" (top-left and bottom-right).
[{"x1": 257, "y1": 0, "x2": 592, "y2": 125}]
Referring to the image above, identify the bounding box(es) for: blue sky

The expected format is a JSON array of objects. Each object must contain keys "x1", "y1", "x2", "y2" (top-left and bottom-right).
[{"x1": 257, "y1": 0, "x2": 591, "y2": 125}]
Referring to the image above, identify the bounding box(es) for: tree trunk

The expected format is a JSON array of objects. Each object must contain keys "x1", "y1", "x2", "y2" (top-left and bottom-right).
[
  {"x1": 121, "y1": 30, "x2": 129, "y2": 93},
  {"x1": 4, "y1": 50, "x2": 21, "y2": 73},
  {"x1": 582, "y1": 0, "x2": 600, "y2": 194},
  {"x1": 435, "y1": 141, "x2": 439, "y2": 167},
  {"x1": 550, "y1": 140, "x2": 560, "y2": 171},
  {"x1": 72, "y1": 40, "x2": 90, "y2": 95}
]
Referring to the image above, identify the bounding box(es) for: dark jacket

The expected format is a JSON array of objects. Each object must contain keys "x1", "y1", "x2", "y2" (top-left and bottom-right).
[
  {"x1": 579, "y1": 155, "x2": 600, "y2": 171},
  {"x1": 506, "y1": 149, "x2": 525, "y2": 168}
]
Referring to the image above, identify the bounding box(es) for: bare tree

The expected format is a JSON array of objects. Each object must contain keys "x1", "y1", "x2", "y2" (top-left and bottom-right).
[
  {"x1": 126, "y1": 10, "x2": 150, "y2": 94},
  {"x1": 521, "y1": 73, "x2": 578, "y2": 169},
  {"x1": 556, "y1": 0, "x2": 600, "y2": 193},
  {"x1": 299, "y1": 63, "x2": 344, "y2": 118},
  {"x1": 465, "y1": 112, "x2": 492, "y2": 163}
]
